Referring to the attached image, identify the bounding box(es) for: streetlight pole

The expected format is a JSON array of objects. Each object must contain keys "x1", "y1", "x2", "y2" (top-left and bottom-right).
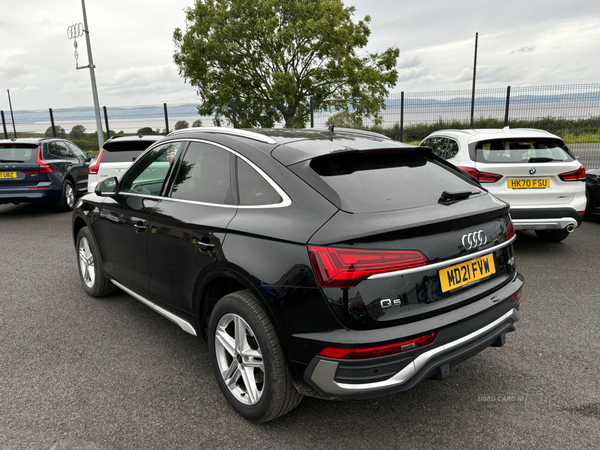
[
  {"x1": 67, "y1": 0, "x2": 104, "y2": 150},
  {"x1": 470, "y1": 32, "x2": 478, "y2": 128}
]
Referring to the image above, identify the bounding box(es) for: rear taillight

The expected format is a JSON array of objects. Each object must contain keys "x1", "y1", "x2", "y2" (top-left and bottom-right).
[
  {"x1": 37, "y1": 145, "x2": 54, "y2": 173},
  {"x1": 318, "y1": 332, "x2": 438, "y2": 360},
  {"x1": 506, "y1": 219, "x2": 515, "y2": 241},
  {"x1": 308, "y1": 246, "x2": 429, "y2": 288},
  {"x1": 458, "y1": 166, "x2": 502, "y2": 183},
  {"x1": 22, "y1": 146, "x2": 53, "y2": 174},
  {"x1": 88, "y1": 148, "x2": 104, "y2": 175},
  {"x1": 558, "y1": 166, "x2": 586, "y2": 182}
]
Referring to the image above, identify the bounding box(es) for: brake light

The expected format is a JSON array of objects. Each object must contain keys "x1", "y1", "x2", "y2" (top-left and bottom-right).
[
  {"x1": 88, "y1": 148, "x2": 104, "y2": 175},
  {"x1": 458, "y1": 166, "x2": 502, "y2": 183},
  {"x1": 308, "y1": 246, "x2": 429, "y2": 288},
  {"x1": 37, "y1": 145, "x2": 54, "y2": 173},
  {"x1": 318, "y1": 332, "x2": 438, "y2": 360},
  {"x1": 506, "y1": 220, "x2": 515, "y2": 240},
  {"x1": 558, "y1": 166, "x2": 586, "y2": 182}
]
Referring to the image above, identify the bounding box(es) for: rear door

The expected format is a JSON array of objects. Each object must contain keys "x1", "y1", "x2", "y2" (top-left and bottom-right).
[{"x1": 147, "y1": 140, "x2": 237, "y2": 314}]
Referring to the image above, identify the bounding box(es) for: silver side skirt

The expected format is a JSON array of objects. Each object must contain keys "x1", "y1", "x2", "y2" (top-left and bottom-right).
[{"x1": 111, "y1": 280, "x2": 197, "y2": 336}]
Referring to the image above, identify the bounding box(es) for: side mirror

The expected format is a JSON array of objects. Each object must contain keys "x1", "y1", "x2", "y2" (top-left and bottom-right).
[
  {"x1": 86, "y1": 152, "x2": 96, "y2": 162},
  {"x1": 95, "y1": 177, "x2": 119, "y2": 197}
]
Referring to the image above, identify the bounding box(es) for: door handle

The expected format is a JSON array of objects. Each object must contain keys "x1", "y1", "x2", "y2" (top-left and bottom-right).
[
  {"x1": 195, "y1": 239, "x2": 215, "y2": 252},
  {"x1": 134, "y1": 221, "x2": 147, "y2": 233}
]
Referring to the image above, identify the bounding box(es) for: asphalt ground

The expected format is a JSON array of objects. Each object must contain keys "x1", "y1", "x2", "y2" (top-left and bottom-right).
[{"x1": 1, "y1": 202, "x2": 599, "y2": 450}]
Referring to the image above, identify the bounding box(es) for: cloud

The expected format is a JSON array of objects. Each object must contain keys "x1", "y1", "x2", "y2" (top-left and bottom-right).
[
  {"x1": 510, "y1": 45, "x2": 537, "y2": 54},
  {"x1": 398, "y1": 55, "x2": 421, "y2": 69},
  {"x1": 454, "y1": 65, "x2": 519, "y2": 84}
]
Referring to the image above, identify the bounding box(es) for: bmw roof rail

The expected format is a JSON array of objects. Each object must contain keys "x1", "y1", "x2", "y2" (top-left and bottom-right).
[{"x1": 166, "y1": 127, "x2": 277, "y2": 145}]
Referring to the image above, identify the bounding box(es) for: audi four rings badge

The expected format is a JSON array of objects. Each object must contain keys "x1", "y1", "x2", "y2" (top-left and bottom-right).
[
  {"x1": 529, "y1": 168, "x2": 536, "y2": 174},
  {"x1": 462, "y1": 231, "x2": 487, "y2": 250}
]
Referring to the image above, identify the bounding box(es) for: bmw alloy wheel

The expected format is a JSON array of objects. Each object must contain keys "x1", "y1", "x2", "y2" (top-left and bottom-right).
[{"x1": 214, "y1": 313, "x2": 265, "y2": 405}]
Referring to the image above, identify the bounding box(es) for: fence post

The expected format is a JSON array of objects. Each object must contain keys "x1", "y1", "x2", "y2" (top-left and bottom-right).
[
  {"x1": 504, "y1": 86, "x2": 511, "y2": 127},
  {"x1": 49, "y1": 108, "x2": 57, "y2": 137},
  {"x1": 1, "y1": 111, "x2": 8, "y2": 139},
  {"x1": 310, "y1": 96, "x2": 314, "y2": 128},
  {"x1": 163, "y1": 103, "x2": 170, "y2": 134},
  {"x1": 232, "y1": 100, "x2": 237, "y2": 129},
  {"x1": 400, "y1": 92, "x2": 404, "y2": 142},
  {"x1": 103, "y1": 106, "x2": 111, "y2": 139}
]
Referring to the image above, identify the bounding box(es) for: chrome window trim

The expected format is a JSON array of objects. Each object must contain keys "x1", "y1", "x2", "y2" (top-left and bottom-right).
[
  {"x1": 368, "y1": 235, "x2": 516, "y2": 280},
  {"x1": 111, "y1": 280, "x2": 197, "y2": 336},
  {"x1": 166, "y1": 127, "x2": 278, "y2": 145},
  {"x1": 120, "y1": 138, "x2": 292, "y2": 209}
]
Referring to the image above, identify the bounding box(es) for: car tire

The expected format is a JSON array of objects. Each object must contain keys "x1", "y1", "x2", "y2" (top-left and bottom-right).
[
  {"x1": 208, "y1": 290, "x2": 303, "y2": 422},
  {"x1": 56, "y1": 179, "x2": 76, "y2": 212},
  {"x1": 535, "y1": 229, "x2": 571, "y2": 242},
  {"x1": 76, "y1": 227, "x2": 116, "y2": 297}
]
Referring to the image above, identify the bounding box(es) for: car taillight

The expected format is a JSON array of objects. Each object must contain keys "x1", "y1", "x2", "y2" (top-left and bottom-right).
[
  {"x1": 458, "y1": 166, "x2": 502, "y2": 183},
  {"x1": 22, "y1": 146, "x2": 53, "y2": 174},
  {"x1": 308, "y1": 246, "x2": 429, "y2": 288},
  {"x1": 558, "y1": 166, "x2": 586, "y2": 182},
  {"x1": 88, "y1": 148, "x2": 104, "y2": 175},
  {"x1": 318, "y1": 332, "x2": 438, "y2": 360},
  {"x1": 507, "y1": 219, "x2": 515, "y2": 240}
]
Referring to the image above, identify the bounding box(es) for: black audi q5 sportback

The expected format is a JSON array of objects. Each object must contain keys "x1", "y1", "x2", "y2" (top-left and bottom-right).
[{"x1": 72, "y1": 127, "x2": 524, "y2": 422}]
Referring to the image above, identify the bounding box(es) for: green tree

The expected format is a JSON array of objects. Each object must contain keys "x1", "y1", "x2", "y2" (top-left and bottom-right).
[
  {"x1": 173, "y1": 0, "x2": 399, "y2": 128},
  {"x1": 70, "y1": 125, "x2": 86, "y2": 140},
  {"x1": 137, "y1": 127, "x2": 157, "y2": 135},
  {"x1": 325, "y1": 111, "x2": 364, "y2": 129},
  {"x1": 192, "y1": 119, "x2": 202, "y2": 127},
  {"x1": 174, "y1": 120, "x2": 189, "y2": 130},
  {"x1": 44, "y1": 125, "x2": 66, "y2": 138}
]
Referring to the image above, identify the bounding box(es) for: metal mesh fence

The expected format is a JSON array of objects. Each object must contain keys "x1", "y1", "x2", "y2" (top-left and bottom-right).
[{"x1": 2, "y1": 83, "x2": 600, "y2": 166}]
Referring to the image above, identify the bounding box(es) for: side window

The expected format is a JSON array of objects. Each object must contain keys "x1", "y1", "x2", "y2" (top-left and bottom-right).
[
  {"x1": 120, "y1": 142, "x2": 182, "y2": 196},
  {"x1": 65, "y1": 141, "x2": 86, "y2": 159},
  {"x1": 237, "y1": 157, "x2": 282, "y2": 206},
  {"x1": 427, "y1": 137, "x2": 448, "y2": 158},
  {"x1": 56, "y1": 142, "x2": 75, "y2": 159},
  {"x1": 47, "y1": 142, "x2": 62, "y2": 158},
  {"x1": 445, "y1": 139, "x2": 459, "y2": 159},
  {"x1": 170, "y1": 142, "x2": 234, "y2": 205}
]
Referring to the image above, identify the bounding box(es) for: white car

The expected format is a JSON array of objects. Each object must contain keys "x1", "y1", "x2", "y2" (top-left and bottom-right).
[
  {"x1": 87, "y1": 135, "x2": 159, "y2": 192},
  {"x1": 420, "y1": 128, "x2": 586, "y2": 242}
]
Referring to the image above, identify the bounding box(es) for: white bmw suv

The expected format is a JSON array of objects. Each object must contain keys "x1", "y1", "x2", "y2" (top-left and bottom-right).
[{"x1": 420, "y1": 128, "x2": 586, "y2": 242}]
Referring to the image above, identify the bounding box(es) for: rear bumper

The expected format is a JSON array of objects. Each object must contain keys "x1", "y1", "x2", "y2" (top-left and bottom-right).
[
  {"x1": 0, "y1": 186, "x2": 60, "y2": 204},
  {"x1": 510, "y1": 207, "x2": 583, "y2": 230},
  {"x1": 297, "y1": 273, "x2": 524, "y2": 400}
]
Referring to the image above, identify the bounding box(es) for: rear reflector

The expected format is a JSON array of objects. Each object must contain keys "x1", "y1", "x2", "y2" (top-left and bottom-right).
[
  {"x1": 506, "y1": 219, "x2": 515, "y2": 241},
  {"x1": 510, "y1": 288, "x2": 523, "y2": 304},
  {"x1": 29, "y1": 187, "x2": 49, "y2": 190},
  {"x1": 308, "y1": 246, "x2": 429, "y2": 288},
  {"x1": 318, "y1": 333, "x2": 438, "y2": 360},
  {"x1": 88, "y1": 148, "x2": 104, "y2": 175},
  {"x1": 558, "y1": 166, "x2": 586, "y2": 182},
  {"x1": 458, "y1": 166, "x2": 502, "y2": 183}
]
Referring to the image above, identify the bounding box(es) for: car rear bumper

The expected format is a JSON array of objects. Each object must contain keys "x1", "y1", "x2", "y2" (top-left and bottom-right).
[
  {"x1": 0, "y1": 186, "x2": 60, "y2": 204},
  {"x1": 510, "y1": 207, "x2": 583, "y2": 230},
  {"x1": 297, "y1": 273, "x2": 524, "y2": 400}
]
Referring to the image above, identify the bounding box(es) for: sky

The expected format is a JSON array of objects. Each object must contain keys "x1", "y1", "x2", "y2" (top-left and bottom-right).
[{"x1": 1, "y1": 0, "x2": 600, "y2": 111}]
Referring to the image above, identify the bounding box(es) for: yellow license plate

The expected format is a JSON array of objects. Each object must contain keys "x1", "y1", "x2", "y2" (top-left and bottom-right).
[
  {"x1": 507, "y1": 178, "x2": 550, "y2": 189},
  {"x1": 439, "y1": 254, "x2": 496, "y2": 292},
  {"x1": 0, "y1": 172, "x2": 17, "y2": 179}
]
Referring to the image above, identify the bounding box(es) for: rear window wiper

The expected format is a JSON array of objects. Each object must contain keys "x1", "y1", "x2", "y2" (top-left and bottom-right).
[
  {"x1": 439, "y1": 190, "x2": 479, "y2": 204},
  {"x1": 0, "y1": 159, "x2": 25, "y2": 163},
  {"x1": 528, "y1": 157, "x2": 556, "y2": 162}
]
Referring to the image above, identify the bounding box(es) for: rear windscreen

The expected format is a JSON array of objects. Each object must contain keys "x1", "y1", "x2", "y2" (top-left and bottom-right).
[
  {"x1": 102, "y1": 149, "x2": 144, "y2": 163},
  {"x1": 0, "y1": 144, "x2": 37, "y2": 163},
  {"x1": 308, "y1": 151, "x2": 481, "y2": 213},
  {"x1": 475, "y1": 138, "x2": 572, "y2": 163},
  {"x1": 102, "y1": 140, "x2": 155, "y2": 163}
]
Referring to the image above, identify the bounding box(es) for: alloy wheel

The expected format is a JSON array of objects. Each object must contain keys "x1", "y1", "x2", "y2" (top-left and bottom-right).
[
  {"x1": 78, "y1": 236, "x2": 95, "y2": 288},
  {"x1": 214, "y1": 313, "x2": 265, "y2": 405},
  {"x1": 65, "y1": 183, "x2": 75, "y2": 209}
]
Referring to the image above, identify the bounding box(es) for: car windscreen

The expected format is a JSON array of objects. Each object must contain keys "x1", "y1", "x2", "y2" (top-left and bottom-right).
[
  {"x1": 0, "y1": 144, "x2": 37, "y2": 163},
  {"x1": 474, "y1": 138, "x2": 573, "y2": 163},
  {"x1": 306, "y1": 150, "x2": 481, "y2": 213}
]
